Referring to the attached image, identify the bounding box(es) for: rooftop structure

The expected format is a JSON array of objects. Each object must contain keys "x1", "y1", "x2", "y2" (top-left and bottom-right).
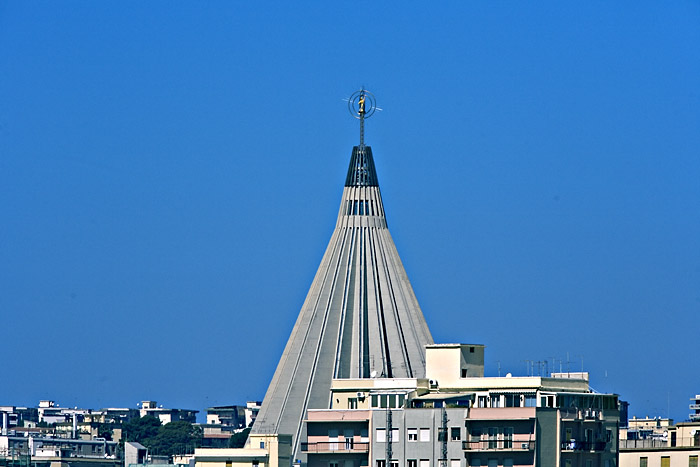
[{"x1": 250, "y1": 90, "x2": 433, "y2": 459}]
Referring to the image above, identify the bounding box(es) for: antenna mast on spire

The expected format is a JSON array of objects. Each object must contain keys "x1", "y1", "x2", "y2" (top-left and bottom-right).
[{"x1": 347, "y1": 88, "x2": 378, "y2": 148}]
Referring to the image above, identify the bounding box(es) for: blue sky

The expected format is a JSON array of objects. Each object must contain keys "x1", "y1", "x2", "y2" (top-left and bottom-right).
[{"x1": 1, "y1": 2, "x2": 699, "y2": 423}]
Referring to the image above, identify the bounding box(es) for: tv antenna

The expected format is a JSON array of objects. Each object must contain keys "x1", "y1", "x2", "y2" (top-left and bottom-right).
[{"x1": 346, "y1": 88, "x2": 381, "y2": 147}]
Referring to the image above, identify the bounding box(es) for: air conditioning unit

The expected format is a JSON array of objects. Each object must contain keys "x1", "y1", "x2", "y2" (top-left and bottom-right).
[
  {"x1": 356, "y1": 392, "x2": 365, "y2": 399},
  {"x1": 429, "y1": 379, "x2": 439, "y2": 388},
  {"x1": 521, "y1": 443, "x2": 528, "y2": 449}
]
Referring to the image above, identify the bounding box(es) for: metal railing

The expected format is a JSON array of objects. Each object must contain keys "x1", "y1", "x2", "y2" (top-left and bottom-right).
[
  {"x1": 561, "y1": 441, "x2": 607, "y2": 451},
  {"x1": 462, "y1": 440, "x2": 534, "y2": 451},
  {"x1": 300, "y1": 442, "x2": 369, "y2": 453}
]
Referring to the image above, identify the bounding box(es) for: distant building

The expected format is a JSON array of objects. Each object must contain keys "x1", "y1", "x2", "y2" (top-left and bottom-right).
[
  {"x1": 691, "y1": 395, "x2": 700, "y2": 422},
  {"x1": 0, "y1": 434, "x2": 120, "y2": 467},
  {"x1": 206, "y1": 406, "x2": 247, "y2": 430},
  {"x1": 619, "y1": 420, "x2": 700, "y2": 467},
  {"x1": 139, "y1": 401, "x2": 198, "y2": 424}
]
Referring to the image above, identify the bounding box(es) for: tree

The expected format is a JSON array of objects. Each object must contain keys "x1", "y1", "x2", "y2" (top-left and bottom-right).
[
  {"x1": 228, "y1": 428, "x2": 250, "y2": 448},
  {"x1": 148, "y1": 421, "x2": 202, "y2": 456},
  {"x1": 123, "y1": 416, "x2": 161, "y2": 444}
]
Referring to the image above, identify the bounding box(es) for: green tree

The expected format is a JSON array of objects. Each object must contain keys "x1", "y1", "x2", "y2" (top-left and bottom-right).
[
  {"x1": 228, "y1": 428, "x2": 250, "y2": 448},
  {"x1": 123, "y1": 416, "x2": 161, "y2": 444},
  {"x1": 149, "y1": 421, "x2": 202, "y2": 456}
]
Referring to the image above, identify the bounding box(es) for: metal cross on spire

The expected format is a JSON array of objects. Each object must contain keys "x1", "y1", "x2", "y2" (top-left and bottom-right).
[{"x1": 347, "y1": 88, "x2": 379, "y2": 147}]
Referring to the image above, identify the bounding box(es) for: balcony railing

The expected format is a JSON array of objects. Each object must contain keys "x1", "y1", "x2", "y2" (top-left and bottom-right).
[
  {"x1": 301, "y1": 442, "x2": 369, "y2": 453},
  {"x1": 561, "y1": 441, "x2": 607, "y2": 452},
  {"x1": 462, "y1": 440, "x2": 534, "y2": 451}
]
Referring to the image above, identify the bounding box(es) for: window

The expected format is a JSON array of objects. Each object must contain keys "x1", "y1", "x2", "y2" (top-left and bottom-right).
[
  {"x1": 372, "y1": 395, "x2": 378, "y2": 408},
  {"x1": 259, "y1": 441, "x2": 265, "y2": 448},
  {"x1": 504, "y1": 427, "x2": 513, "y2": 449},
  {"x1": 408, "y1": 460, "x2": 417, "y2": 467},
  {"x1": 470, "y1": 461, "x2": 480, "y2": 467},
  {"x1": 488, "y1": 428, "x2": 498, "y2": 449},
  {"x1": 661, "y1": 458, "x2": 670, "y2": 467},
  {"x1": 376, "y1": 429, "x2": 386, "y2": 442},
  {"x1": 690, "y1": 456, "x2": 698, "y2": 467},
  {"x1": 420, "y1": 461, "x2": 430, "y2": 467},
  {"x1": 478, "y1": 396, "x2": 487, "y2": 408},
  {"x1": 360, "y1": 428, "x2": 368, "y2": 442},
  {"x1": 252, "y1": 462, "x2": 259, "y2": 467},
  {"x1": 408, "y1": 428, "x2": 418, "y2": 442},
  {"x1": 451, "y1": 427, "x2": 461, "y2": 441},
  {"x1": 524, "y1": 395, "x2": 537, "y2": 407},
  {"x1": 390, "y1": 428, "x2": 399, "y2": 442},
  {"x1": 564, "y1": 461, "x2": 571, "y2": 467},
  {"x1": 377, "y1": 461, "x2": 386, "y2": 467},
  {"x1": 487, "y1": 461, "x2": 497, "y2": 467},
  {"x1": 461, "y1": 369, "x2": 468, "y2": 378},
  {"x1": 639, "y1": 458, "x2": 647, "y2": 467},
  {"x1": 503, "y1": 460, "x2": 513, "y2": 467},
  {"x1": 330, "y1": 463, "x2": 339, "y2": 467},
  {"x1": 504, "y1": 394, "x2": 521, "y2": 407},
  {"x1": 344, "y1": 429, "x2": 354, "y2": 450},
  {"x1": 226, "y1": 462, "x2": 232, "y2": 467},
  {"x1": 451, "y1": 461, "x2": 460, "y2": 467},
  {"x1": 470, "y1": 347, "x2": 475, "y2": 353},
  {"x1": 438, "y1": 428, "x2": 447, "y2": 442},
  {"x1": 420, "y1": 428, "x2": 430, "y2": 442},
  {"x1": 390, "y1": 462, "x2": 398, "y2": 467},
  {"x1": 489, "y1": 395, "x2": 500, "y2": 408},
  {"x1": 348, "y1": 398, "x2": 358, "y2": 409}
]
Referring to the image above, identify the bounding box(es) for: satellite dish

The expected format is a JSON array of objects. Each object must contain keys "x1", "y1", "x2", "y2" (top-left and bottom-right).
[
  {"x1": 370, "y1": 370, "x2": 377, "y2": 378},
  {"x1": 506, "y1": 373, "x2": 512, "y2": 377}
]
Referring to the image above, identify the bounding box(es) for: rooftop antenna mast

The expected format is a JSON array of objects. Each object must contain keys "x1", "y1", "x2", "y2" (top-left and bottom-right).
[{"x1": 347, "y1": 88, "x2": 379, "y2": 148}]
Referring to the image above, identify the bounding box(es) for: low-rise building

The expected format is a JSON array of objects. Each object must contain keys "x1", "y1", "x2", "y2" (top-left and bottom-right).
[{"x1": 139, "y1": 401, "x2": 198, "y2": 425}]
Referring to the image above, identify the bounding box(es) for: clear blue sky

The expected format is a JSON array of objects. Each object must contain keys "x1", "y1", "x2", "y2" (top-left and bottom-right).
[{"x1": 1, "y1": 2, "x2": 698, "y2": 423}]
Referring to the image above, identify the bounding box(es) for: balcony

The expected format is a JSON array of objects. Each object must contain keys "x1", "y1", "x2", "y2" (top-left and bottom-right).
[
  {"x1": 462, "y1": 440, "x2": 534, "y2": 451},
  {"x1": 301, "y1": 442, "x2": 369, "y2": 454},
  {"x1": 561, "y1": 441, "x2": 607, "y2": 452}
]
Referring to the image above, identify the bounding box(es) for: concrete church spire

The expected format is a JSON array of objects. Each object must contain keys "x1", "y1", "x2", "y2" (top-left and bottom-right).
[{"x1": 250, "y1": 89, "x2": 433, "y2": 459}]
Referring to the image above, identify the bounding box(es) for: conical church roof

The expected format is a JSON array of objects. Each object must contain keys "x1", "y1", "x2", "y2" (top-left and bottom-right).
[{"x1": 250, "y1": 136, "x2": 433, "y2": 457}]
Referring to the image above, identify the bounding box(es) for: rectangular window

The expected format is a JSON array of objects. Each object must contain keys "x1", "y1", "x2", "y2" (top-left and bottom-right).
[
  {"x1": 488, "y1": 427, "x2": 498, "y2": 449},
  {"x1": 408, "y1": 428, "x2": 418, "y2": 442},
  {"x1": 461, "y1": 369, "x2": 468, "y2": 378},
  {"x1": 478, "y1": 396, "x2": 487, "y2": 408},
  {"x1": 398, "y1": 394, "x2": 406, "y2": 408},
  {"x1": 490, "y1": 395, "x2": 500, "y2": 408},
  {"x1": 451, "y1": 461, "x2": 460, "y2": 467},
  {"x1": 372, "y1": 395, "x2": 378, "y2": 408},
  {"x1": 377, "y1": 461, "x2": 386, "y2": 467},
  {"x1": 487, "y1": 460, "x2": 497, "y2": 467},
  {"x1": 376, "y1": 428, "x2": 386, "y2": 442},
  {"x1": 420, "y1": 428, "x2": 430, "y2": 442},
  {"x1": 330, "y1": 463, "x2": 339, "y2": 467},
  {"x1": 360, "y1": 428, "x2": 368, "y2": 442},
  {"x1": 260, "y1": 441, "x2": 265, "y2": 448},
  {"x1": 407, "y1": 461, "x2": 417, "y2": 467},
  {"x1": 390, "y1": 428, "x2": 399, "y2": 442},
  {"x1": 504, "y1": 427, "x2": 513, "y2": 449},
  {"x1": 503, "y1": 460, "x2": 513, "y2": 467},
  {"x1": 388, "y1": 394, "x2": 396, "y2": 408},
  {"x1": 226, "y1": 462, "x2": 232, "y2": 467},
  {"x1": 639, "y1": 458, "x2": 647, "y2": 467},
  {"x1": 661, "y1": 457, "x2": 670, "y2": 467},
  {"x1": 470, "y1": 461, "x2": 480, "y2": 467},
  {"x1": 438, "y1": 428, "x2": 447, "y2": 442},
  {"x1": 451, "y1": 427, "x2": 461, "y2": 441},
  {"x1": 420, "y1": 461, "x2": 430, "y2": 467},
  {"x1": 689, "y1": 456, "x2": 698, "y2": 467},
  {"x1": 348, "y1": 398, "x2": 358, "y2": 409},
  {"x1": 390, "y1": 462, "x2": 398, "y2": 467},
  {"x1": 564, "y1": 461, "x2": 571, "y2": 467},
  {"x1": 524, "y1": 395, "x2": 537, "y2": 407},
  {"x1": 380, "y1": 395, "x2": 388, "y2": 408}
]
